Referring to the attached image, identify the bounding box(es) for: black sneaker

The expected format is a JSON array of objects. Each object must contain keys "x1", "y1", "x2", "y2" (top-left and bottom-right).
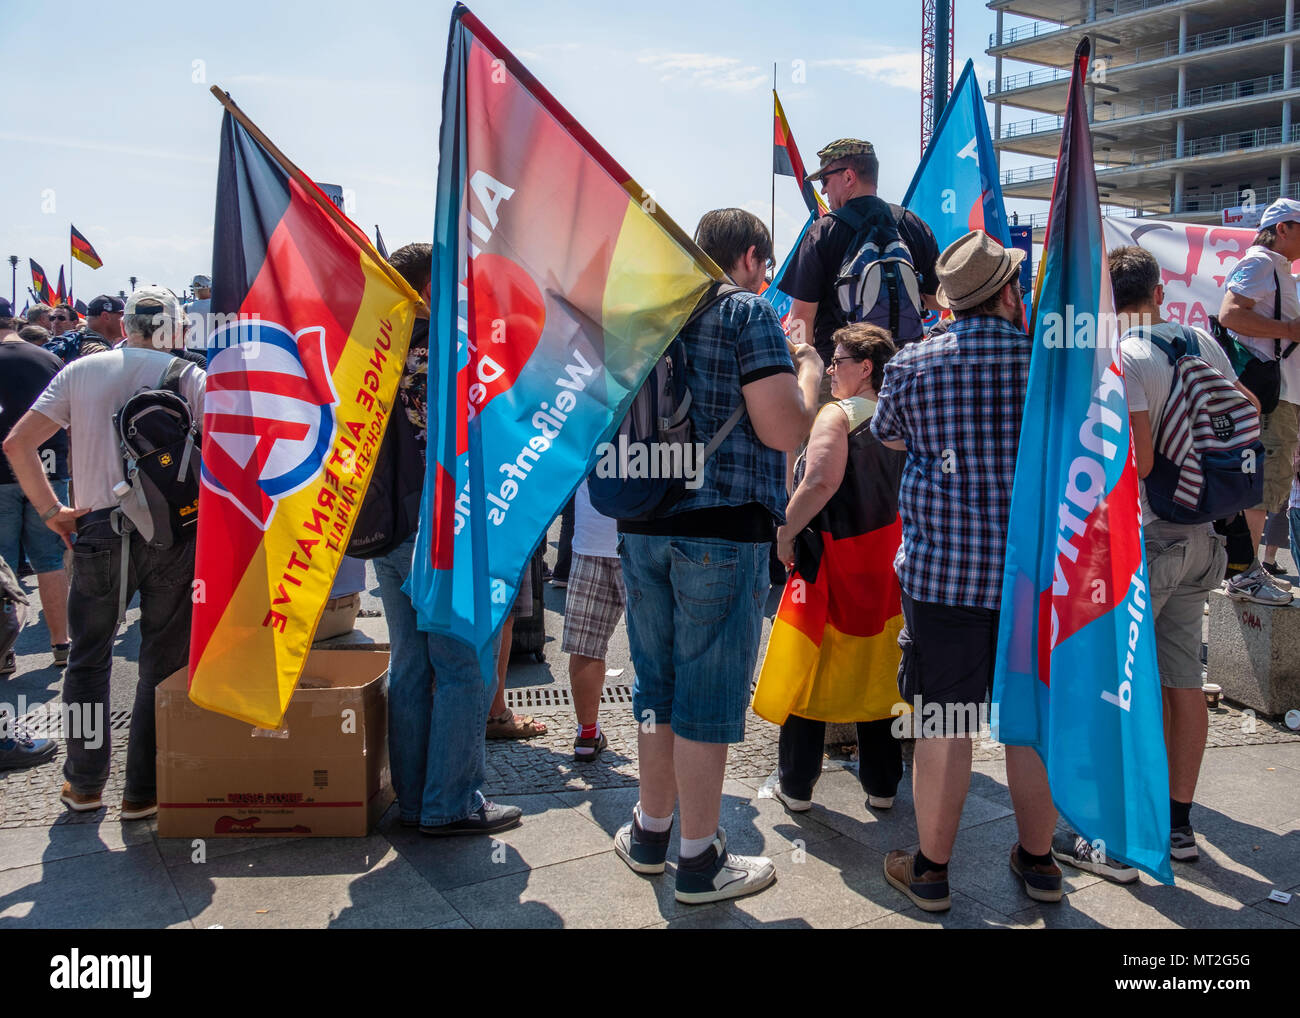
[
  {"x1": 674, "y1": 828, "x2": 776, "y2": 904},
  {"x1": 1170, "y1": 825, "x2": 1199, "y2": 862},
  {"x1": 572, "y1": 729, "x2": 608, "y2": 762},
  {"x1": 0, "y1": 650, "x2": 14, "y2": 678},
  {"x1": 0, "y1": 719, "x2": 57, "y2": 771},
  {"x1": 420, "y1": 801, "x2": 522, "y2": 837},
  {"x1": 614, "y1": 808, "x2": 672, "y2": 875},
  {"x1": 1051, "y1": 832, "x2": 1138, "y2": 884}
]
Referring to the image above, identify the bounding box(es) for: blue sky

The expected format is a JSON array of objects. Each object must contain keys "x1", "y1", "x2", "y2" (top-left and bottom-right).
[{"x1": 1, "y1": 0, "x2": 1043, "y2": 303}]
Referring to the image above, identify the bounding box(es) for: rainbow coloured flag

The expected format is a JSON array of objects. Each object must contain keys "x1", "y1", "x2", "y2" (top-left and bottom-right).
[
  {"x1": 408, "y1": 3, "x2": 723, "y2": 666},
  {"x1": 70, "y1": 225, "x2": 103, "y2": 270},
  {"x1": 992, "y1": 40, "x2": 1172, "y2": 883},
  {"x1": 187, "y1": 95, "x2": 421, "y2": 728}
]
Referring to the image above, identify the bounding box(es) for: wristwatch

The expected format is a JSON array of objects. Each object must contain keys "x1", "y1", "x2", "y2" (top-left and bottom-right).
[{"x1": 39, "y1": 502, "x2": 63, "y2": 523}]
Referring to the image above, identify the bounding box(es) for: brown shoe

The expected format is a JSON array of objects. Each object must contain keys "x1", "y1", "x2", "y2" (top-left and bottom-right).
[
  {"x1": 883, "y1": 849, "x2": 951, "y2": 912},
  {"x1": 1009, "y1": 844, "x2": 1063, "y2": 902},
  {"x1": 59, "y1": 781, "x2": 103, "y2": 813},
  {"x1": 121, "y1": 797, "x2": 158, "y2": 821}
]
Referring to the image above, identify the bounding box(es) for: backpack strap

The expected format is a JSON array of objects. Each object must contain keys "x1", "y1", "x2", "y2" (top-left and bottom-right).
[
  {"x1": 1125, "y1": 326, "x2": 1184, "y2": 366},
  {"x1": 157, "y1": 355, "x2": 187, "y2": 393},
  {"x1": 678, "y1": 281, "x2": 752, "y2": 460},
  {"x1": 1274, "y1": 270, "x2": 1299, "y2": 362},
  {"x1": 682, "y1": 280, "x2": 747, "y2": 331}
]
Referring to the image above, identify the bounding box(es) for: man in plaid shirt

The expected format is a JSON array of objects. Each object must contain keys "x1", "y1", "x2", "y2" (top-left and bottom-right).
[{"x1": 870, "y1": 230, "x2": 1061, "y2": 913}]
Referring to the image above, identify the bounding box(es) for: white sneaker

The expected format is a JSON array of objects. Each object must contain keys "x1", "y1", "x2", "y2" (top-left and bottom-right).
[
  {"x1": 1051, "y1": 832, "x2": 1138, "y2": 884},
  {"x1": 772, "y1": 785, "x2": 811, "y2": 812},
  {"x1": 1226, "y1": 567, "x2": 1294, "y2": 606},
  {"x1": 674, "y1": 828, "x2": 776, "y2": 904},
  {"x1": 866, "y1": 794, "x2": 895, "y2": 810}
]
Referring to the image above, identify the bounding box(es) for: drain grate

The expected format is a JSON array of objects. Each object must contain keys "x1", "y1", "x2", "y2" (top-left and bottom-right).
[{"x1": 505, "y1": 684, "x2": 634, "y2": 710}]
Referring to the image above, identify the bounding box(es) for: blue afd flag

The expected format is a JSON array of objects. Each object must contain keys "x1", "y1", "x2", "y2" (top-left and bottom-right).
[
  {"x1": 762, "y1": 211, "x2": 815, "y2": 334},
  {"x1": 991, "y1": 39, "x2": 1173, "y2": 884},
  {"x1": 904, "y1": 59, "x2": 1010, "y2": 253}
]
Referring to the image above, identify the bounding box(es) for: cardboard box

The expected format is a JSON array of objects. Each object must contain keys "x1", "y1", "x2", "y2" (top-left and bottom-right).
[{"x1": 156, "y1": 650, "x2": 393, "y2": 838}]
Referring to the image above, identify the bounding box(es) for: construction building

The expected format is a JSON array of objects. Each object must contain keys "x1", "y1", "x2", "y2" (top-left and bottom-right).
[{"x1": 987, "y1": 0, "x2": 1300, "y2": 234}]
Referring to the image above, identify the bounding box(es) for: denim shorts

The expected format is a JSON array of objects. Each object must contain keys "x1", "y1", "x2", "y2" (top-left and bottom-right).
[
  {"x1": 0, "y1": 479, "x2": 69, "y2": 574},
  {"x1": 619, "y1": 533, "x2": 769, "y2": 744}
]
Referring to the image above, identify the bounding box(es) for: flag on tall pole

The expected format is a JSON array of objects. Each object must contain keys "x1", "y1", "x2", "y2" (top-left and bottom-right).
[
  {"x1": 186, "y1": 87, "x2": 422, "y2": 728},
  {"x1": 773, "y1": 90, "x2": 828, "y2": 218},
  {"x1": 374, "y1": 225, "x2": 389, "y2": 260},
  {"x1": 904, "y1": 59, "x2": 1010, "y2": 254},
  {"x1": 408, "y1": 3, "x2": 724, "y2": 669},
  {"x1": 29, "y1": 260, "x2": 53, "y2": 304},
  {"x1": 991, "y1": 39, "x2": 1173, "y2": 884},
  {"x1": 70, "y1": 225, "x2": 104, "y2": 269},
  {"x1": 54, "y1": 266, "x2": 66, "y2": 306}
]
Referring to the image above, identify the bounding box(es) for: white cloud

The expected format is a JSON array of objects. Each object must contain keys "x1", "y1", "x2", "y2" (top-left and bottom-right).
[
  {"x1": 0, "y1": 132, "x2": 211, "y2": 165},
  {"x1": 813, "y1": 52, "x2": 919, "y2": 91},
  {"x1": 636, "y1": 51, "x2": 768, "y2": 93}
]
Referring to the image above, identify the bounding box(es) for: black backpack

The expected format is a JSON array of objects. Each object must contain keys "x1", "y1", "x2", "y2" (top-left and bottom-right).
[
  {"x1": 588, "y1": 281, "x2": 748, "y2": 521},
  {"x1": 831, "y1": 198, "x2": 925, "y2": 345},
  {"x1": 113, "y1": 357, "x2": 201, "y2": 549}
]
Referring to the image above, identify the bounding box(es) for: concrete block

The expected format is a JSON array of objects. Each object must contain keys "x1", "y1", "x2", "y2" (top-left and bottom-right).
[{"x1": 1207, "y1": 589, "x2": 1300, "y2": 717}]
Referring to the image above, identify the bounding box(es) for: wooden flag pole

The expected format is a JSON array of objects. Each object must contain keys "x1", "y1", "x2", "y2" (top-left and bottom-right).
[{"x1": 208, "y1": 85, "x2": 427, "y2": 311}]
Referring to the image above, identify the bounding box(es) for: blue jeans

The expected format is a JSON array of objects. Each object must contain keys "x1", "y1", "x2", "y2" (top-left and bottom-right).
[
  {"x1": 373, "y1": 537, "x2": 489, "y2": 826},
  {"x1": 619, "y1": 534, "x2": 769, "y2": 743},
  {"x1": 0, "y1": 479, "x2": 69, "y2": 574}
]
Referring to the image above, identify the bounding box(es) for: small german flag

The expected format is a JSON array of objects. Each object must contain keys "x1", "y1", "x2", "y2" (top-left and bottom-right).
[
  {"x1": 29, "y1": 259, "x2": 53, "y2": 304},
  {"x1": 70, "y1": 224, "x2": 103, "y2": 269}
]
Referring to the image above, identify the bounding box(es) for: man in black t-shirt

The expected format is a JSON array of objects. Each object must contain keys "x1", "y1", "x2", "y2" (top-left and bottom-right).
[
  {"x1": 0, "y1": 305, "x2": 71, "y2": 684},
  {"x1": 783, "y1": 139, "x2": 941, "y2": 400}
]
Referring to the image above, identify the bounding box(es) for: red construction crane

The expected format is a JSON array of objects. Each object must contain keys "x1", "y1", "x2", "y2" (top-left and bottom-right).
[{"x1": 920, "y1": 0, "x2": 955, "y2": 154}]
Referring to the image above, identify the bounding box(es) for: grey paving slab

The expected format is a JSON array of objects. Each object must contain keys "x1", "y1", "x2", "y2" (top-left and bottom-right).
[
  {"x1": 1190, "y1": 746, "x2": 1300, "y2": 833},
  {"x1": 429, "y1": 918, "x2": 474, "y2": 929},
  {"x1": 644, "y1": 908, "x2": 751, "y2": 929},
  {"x1": 719, "y1": 834, "x2": 896, "y2": 929},
  {"x1": 166, "y1": 833, "x2": 457, "y2": 929},
  {"x1": 1154, "y1": 805, "x2": 1300, "y2": 907},
  {"x1": 790, "y1": 766, "x2": 1013, "y2": 855},
  {"x1": 856, "y1": 890, "x2": 1032, "y2": 929},
  {"x1": 0, "y1": 843, "x2": 191, "y2": 928},
  {"x1": 554, "y1": 781, "x2": 839, "y2": 862},
  {"x1": 440, "y1": 849, "x2": 697, "y2": 928},
  {"x1": 1234, "y1": 740, "x2": 1300, "y2": 773},
  {"x1": 1009, "y1": 869, "x2": 1299, "y2": 930},
  {"x1": 381, "y1": 793, "x2": 611, "y2": 891},
  {"x1": 154, "y1": 832, "x2": 307, "y2": 868},
  {"x1": 1250, "y1": 880, "x2": 1300, "y2": 927},
  {"x1": 0, "y1": 817, "x2": 154, "y2": 872}
]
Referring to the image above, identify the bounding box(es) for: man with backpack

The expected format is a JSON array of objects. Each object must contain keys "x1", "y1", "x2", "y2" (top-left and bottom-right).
[
  {"x1": 609, "y1": 208, "x2": 822, "y2": 904},
  {"x1": 1053, "y1": 246, "x2": 1265, "y2": 882},
  {"x1": 783, "y1": 139, "x2": 941, "y2": 402},
  {"x1": 2, "y1": 285, "x2": 204, "y2": 820},
  {"x1": 1218, "y1": 198, "x2": 1300, "y2": 602}
]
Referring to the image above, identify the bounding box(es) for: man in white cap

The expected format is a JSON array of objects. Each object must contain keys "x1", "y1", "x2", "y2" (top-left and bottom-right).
[
  {"x1": 2, "y1": 284, "x2": 204, "y2": 822},
  {"x1": 870, "y1": 229, "x2": 1061, "y2": 913},
  {"x1": 184, "y1": 273, "x2": 212, "y2": 352},
  {"x1": 1219, "y1": 197, "x2": 1300, "y2": 602}
]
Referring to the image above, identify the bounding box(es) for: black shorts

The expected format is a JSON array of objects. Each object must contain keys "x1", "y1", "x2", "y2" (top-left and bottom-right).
[{"x1": 897, "y1": 590, "x2": 998, "y2": 738}]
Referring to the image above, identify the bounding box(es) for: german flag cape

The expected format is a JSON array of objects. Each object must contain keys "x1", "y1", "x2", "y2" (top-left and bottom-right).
[
  {"x1": 753, "y1": 401, "x2": 906, "y2": 724},
  {"x1": 70, "y1": 225, "x2": 103, "y2": 269},
  {"x1": 187, "y1": 90, "x2": 421, "y2": 728},
  {"x1": 408, "y1": 4, "x2": 723, "y2": 664}
]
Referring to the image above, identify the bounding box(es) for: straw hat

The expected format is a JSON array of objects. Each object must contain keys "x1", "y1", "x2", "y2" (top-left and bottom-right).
[{"x1": 934, "y1": 230, "x2": 1025, "y2": 310}]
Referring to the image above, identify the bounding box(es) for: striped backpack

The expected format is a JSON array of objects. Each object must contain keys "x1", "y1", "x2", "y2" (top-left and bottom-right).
[{"x1": 1137, "y1": 325, "x2": 1264, "y2": 525}]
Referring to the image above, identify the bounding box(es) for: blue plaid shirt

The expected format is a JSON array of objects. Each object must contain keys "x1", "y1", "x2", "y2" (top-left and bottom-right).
[
  {"x1": 870, "y1": 314, "x2": 1030, "y2": 610},
  {"x1": 664, "y1": 289, "x2": 795, "y2": 521}
]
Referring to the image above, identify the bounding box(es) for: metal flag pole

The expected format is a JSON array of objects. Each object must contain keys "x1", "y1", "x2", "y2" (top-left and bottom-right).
[{"x1": 770, "y1": 63, "x2": 777, "y2": 260}]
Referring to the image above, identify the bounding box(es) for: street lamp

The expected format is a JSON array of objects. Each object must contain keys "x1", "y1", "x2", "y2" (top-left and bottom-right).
[
  {"x1": 128, "y1": 276, "x2": 138, "y2": 294},
  {"x1": 7, "y1": 255, "x2": 16, "y2": 307}
]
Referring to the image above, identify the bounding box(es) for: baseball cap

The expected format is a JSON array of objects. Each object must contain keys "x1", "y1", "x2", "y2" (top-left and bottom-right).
[
  {"x1": 806, "y1": 138, "x2": 876, "y2": 182},
  {"x1": 0, "y1": 297, "x2": 13, "y2": 318},
  {"x1": 191, "y1": 274, "x2": 212, "y2": 288},
  {"x1": 125, "y1": 284, "x2": 184, "y2": 321},
  {"x1": 1259, "y1": 198, "x2": 1300, "y2": 229},
  {"x1": 87, "y1": 294, "x2": 126, "y2": 316}
]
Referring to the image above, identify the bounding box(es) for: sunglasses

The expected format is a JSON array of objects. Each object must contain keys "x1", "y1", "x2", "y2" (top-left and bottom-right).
[
  {"x1": 827, "y1": 355, "x2": 864, "y2": 371},
  {"x1": 818, "y1": 168, "x2": 850, "y2": 188}
]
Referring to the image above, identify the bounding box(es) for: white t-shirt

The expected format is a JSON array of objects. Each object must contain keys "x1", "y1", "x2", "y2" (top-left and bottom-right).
[
  {"x1": 1120, "y1": 322, "x2": 1238, "y2": 527},
  {"x1": 1224, "y1": 244, "x2": 1300, "y2": 402},
  {"x1": 33, "y1": 348, "x2": 206, "y2": 523},
  {"x1": 571, "y1": 479, "x2": 617, "y2": 559}
]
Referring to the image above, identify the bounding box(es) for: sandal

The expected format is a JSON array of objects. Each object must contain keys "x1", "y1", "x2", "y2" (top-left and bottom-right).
[{"x1": 486, "y1": 709, "x2": 548, "y2": 740}]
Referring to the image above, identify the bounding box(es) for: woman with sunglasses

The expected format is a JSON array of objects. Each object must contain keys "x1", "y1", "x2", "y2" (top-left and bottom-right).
[{"x1": 753, "y1": 322, "x2": 907, "y2": 814}]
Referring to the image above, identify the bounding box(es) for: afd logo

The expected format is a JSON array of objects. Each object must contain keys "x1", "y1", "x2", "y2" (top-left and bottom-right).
[{"x1": 202, "y1": 320, "x2": 339, "y2": 529}]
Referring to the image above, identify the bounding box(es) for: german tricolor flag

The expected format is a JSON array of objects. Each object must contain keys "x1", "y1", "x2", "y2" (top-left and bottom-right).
[
  {"x1": 773, "y1": 91, "x2": 828, "y2": 217},
  {"x1": 30, "y1": 259, "x2": 53, "y2": 304},
  {"x1": 70, "y1": 225, "x2": 103, "y2": 269},
  {"x1": 54, "y1": 266, "x2": 66, "y2": 306},
  {"x1": 753, "y1": 404, "x2": 906, "y2": 724}
]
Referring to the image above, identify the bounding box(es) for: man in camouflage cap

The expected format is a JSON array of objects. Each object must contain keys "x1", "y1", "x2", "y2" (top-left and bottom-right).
[{"x1": 783, "y1": 137, "x2": 942, "y2": 399}]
